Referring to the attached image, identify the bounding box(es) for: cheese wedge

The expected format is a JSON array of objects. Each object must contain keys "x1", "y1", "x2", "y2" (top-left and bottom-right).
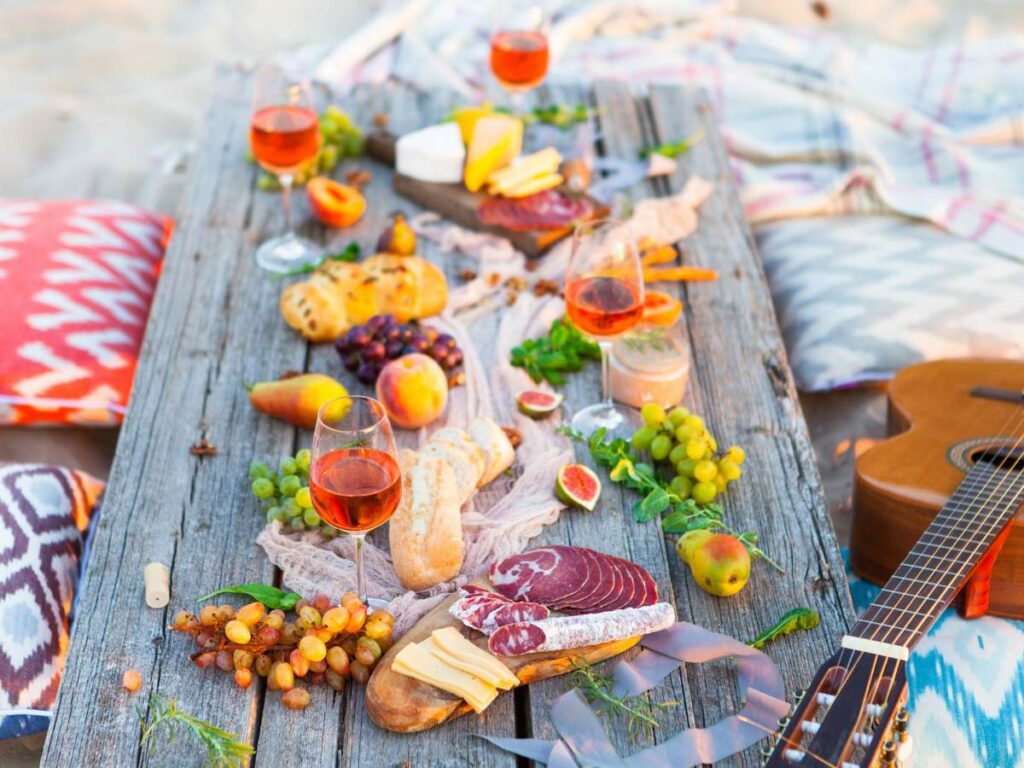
[
  {"x1": 393, "y1": 642, "x2": 499, "y2": 713},
  {"x1": 396, "y1": 123, "x2": 466, "y2": 184},
  {"x1": 486, "y1": 147, "x2": 562, "y2": 193},
  {"x1": 428, "y1": 628, "x2": 519, "y2": 690},
  {"x1": 464, "y1": 115, "x2": 523, "y2": 193},
  {"x1": 501, "y1": 172, "x2": 563, "y2": 198}
]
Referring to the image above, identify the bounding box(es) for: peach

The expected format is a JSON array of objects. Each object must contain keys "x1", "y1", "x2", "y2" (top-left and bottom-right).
[{"x1": 375, "y1": 353, "x2": 448, "y2": 429}]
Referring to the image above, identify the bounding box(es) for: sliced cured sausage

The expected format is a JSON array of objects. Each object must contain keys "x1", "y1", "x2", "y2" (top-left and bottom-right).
[
  {"x1": 490, "y1": 601, "x2": 550, "y2": 628},
  {"x1": 477, "y1": 190, "x2": 594, "y2": 233},
  {"x1": 488, "y1": 603, "x2": 676, "y2": 657},
  {"x1": 489, "y1": 545, "x2": 590, "y2": 604}
]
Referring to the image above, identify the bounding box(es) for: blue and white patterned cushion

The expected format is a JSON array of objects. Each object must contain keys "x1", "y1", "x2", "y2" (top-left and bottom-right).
[
  {"x1": 0, "y1": 463, "x2": 102, "y2": 740},
  {"x1": 757, "y1": 216, "x2": 1024, "y2": 392},
  {"x1": 848, "y1": 556, "x2": 1024, "y2": 768}
]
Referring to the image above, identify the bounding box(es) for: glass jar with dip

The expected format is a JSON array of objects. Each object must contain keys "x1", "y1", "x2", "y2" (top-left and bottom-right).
[{"x1": 609, "y1": 318, "x2": 690, "y2": 409}]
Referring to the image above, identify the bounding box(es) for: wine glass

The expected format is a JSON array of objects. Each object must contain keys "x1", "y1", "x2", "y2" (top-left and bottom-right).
[
  {"x1": 249, "y1": 64, "x2": 323, "y2": 274},
  {"x1": 489, "y1": 1, "x2": 550, "y2": 114},
  {"x1": 310, "y1": 396, "x2": 401, "y2": 606},
  {"x1": 565, "y1": 219, "x2": 645, "y2": 439}
]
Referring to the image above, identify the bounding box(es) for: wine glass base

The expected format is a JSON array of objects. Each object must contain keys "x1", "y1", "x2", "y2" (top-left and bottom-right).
[
  {"x1": 571, "y1": 401, "x2": 643, "y2": 441},
  {"x1": 254, "y1": 234, "x2": 322, "y2": 274},
  {"x1": 365, "y1": 597, "x2": 391, "y2": 611}
]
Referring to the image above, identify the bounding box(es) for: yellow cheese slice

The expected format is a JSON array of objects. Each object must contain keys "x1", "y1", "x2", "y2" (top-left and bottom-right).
[
  {"x1": 500, "y1": 172, "x2": 564, "y2": 198},
  {"x1": 428, "y1": 628, "x2": 519, "y2": 690},
  {"x1": 392, "y1": 642, "x2": 499, "y2": 713},
  {"x1": 464, "y1": 115, "x2": 523, "y2": 193},
  {"x1": 486, "y1": 147, "x2": 563, "y2": 193}
]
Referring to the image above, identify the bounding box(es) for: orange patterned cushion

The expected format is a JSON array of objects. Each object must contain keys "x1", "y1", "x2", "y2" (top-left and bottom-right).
[{"x1": 0, "y1": 201, "x2": 171, "y2": 426}]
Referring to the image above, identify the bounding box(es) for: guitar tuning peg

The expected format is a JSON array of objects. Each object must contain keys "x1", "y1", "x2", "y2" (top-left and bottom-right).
[
  {"x1": 778, "y1": 716, "x2": 791, "y2": 729},
  {"x1": 880, "y1": 739, "x2": 898, "y2": 767},
  {"x1": 792, "y1": 688, "x2": 806, "y2": 703},
  {"x1": 894, "y1": 708, "x2": 910, "y2": 741}
]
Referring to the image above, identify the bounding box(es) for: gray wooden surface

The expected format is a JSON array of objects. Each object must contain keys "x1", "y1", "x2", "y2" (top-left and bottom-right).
[{"x1": 41, "y1": 67, "x2": 853, "y2": 768}]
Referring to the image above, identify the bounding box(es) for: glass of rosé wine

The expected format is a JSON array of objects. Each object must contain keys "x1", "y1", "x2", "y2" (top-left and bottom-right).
[
  {"x1": 490, "y1": 2, "x2": 550, "y2": 112},
  {"x1": 310, "y1": 396, "x2": 401, "y2": 606},
  {"x1": 249, "y1": 64, "x2": 323, "y2": 274},
  {"x1": 565, "y1": 219, "x2": 645, "y2": 439}
]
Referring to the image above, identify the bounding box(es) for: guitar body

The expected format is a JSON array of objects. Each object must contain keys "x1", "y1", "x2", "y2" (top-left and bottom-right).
[{"x1": 851, "y1": 358, "x2": 1024, "y2": 619}]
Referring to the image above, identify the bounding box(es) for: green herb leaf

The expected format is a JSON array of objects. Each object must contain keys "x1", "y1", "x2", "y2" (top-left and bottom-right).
[
  {"x1": 197, "y1": 583, "x2": 301, "y2": 611},
  {"x1": 640, "y1": 129, "x2": 705, "y2": 159},
  {"x1": 748, "y1": 608, "x2": 821, "y2": 650},
  {"x1": 274, "y1": 241, "x2": 360, "y2": 277},
  {"x1": 140, "y1": 692, "x2": 254, "y2": 768},
  {"x1": 510, "y1": 317, "x2": 600, "y2": 385},
  {"x1": 568, "y1": 658, "x2": 676, "y2": 740},
  {"x1": 634, "y1": 487, "x2": 672, "y2": 523}
]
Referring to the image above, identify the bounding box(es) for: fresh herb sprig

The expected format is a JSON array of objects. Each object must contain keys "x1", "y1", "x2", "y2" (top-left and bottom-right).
[
  {"x1": 569, "y1": 658, "x2": 677, "y2": 740},
  {"x1": 510, "y1": 317, "x2": 601, "y2": 386},
  {"x1": 640, "y1": 129, "x2": 704, "y2": 159},
  {"x1": 276, "y1": 241, "x2": 360, "y2": 277},
  {"x1": 139, "y1": 693, "x2": 254, "y2": 768},
  {"x1": 561, "y1": 426, "x2": 783, "y2": 573},
  {"x1": 197, "y1": 583, "x2": 302, "y2": 611},
  {"x1": 748, "y1": 608, "x2": 821, "y2": 649},
  {"x1": 494, "y1": 103, "x2": 592, "y2": 130}
]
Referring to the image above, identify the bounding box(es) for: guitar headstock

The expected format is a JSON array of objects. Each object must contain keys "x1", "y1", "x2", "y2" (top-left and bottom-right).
[{"x1": 762, "y1": 650, "x2": 911, "y2": 768}]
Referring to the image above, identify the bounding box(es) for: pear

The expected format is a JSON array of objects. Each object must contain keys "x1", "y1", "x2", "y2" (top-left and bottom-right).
[
  {"x1": 677, "y1": 531, "x2": 750, "y2": 597},
  {"x1": 376, "y1": 212, "x2": 416, "y2": 256},
  {"x1": 246, "y1": 373, "x2": 349, "y2": 430}
]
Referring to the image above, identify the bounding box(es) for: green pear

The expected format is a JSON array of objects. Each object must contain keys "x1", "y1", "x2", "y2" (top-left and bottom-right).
[{"x1": 678, "y1": 532, "x2": 750, "y2": 597}]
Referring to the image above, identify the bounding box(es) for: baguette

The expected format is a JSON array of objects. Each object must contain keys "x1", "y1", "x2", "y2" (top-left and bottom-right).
[
  {"x1": 389, "y1": 449, "x2": 463, "y2": 591},
  {"x1": 423, "y1": 428, "x2": 487, "y2": 504},
  {"x1": 280, "y1": 253, "x2": 448, "y2": 342},
  {"x1": 467, "y1": 417, "x2": 516, "y2": 486}
]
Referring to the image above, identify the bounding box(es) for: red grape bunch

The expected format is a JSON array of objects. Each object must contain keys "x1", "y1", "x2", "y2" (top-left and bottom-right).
[
  {"x1": 334, "y1": 314, "x2": 464, "y2": 385},
  {"x1": 172, "y1": 592, "x2": 394, "y2": 711}
]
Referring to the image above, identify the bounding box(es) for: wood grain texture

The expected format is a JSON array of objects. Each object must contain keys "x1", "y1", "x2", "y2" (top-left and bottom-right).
[{"x1": 42, "y1": 72, "x2": 853, "y2": 768}]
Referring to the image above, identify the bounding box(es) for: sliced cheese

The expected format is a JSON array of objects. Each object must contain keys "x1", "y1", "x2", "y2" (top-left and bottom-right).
[
  {"x1": 486, "y1": 147, "x2": 562, "y2": 193},
  {"x1": 501, "y1": 172, "x2": 563, "y2": 198},
  {"x1": 396, "y1": 123, "x2": 466, "y2": 184},
  {"x1": 464, "y1": 115, "x2": 523, "y2": 193},
  {"x1": 428, "y1": 628, "x2": 519, "y2": 690},
  {"x1": 392, "y1": 642, "x2": 499, "y2": 713}
]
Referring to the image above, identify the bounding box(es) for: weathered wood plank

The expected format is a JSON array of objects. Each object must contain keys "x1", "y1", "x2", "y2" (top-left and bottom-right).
[
  {"x1": 41, "y1": 65, "x2": 298, "y2": 768},
  {"x1": 641, "y1": 82, "x2": 855, "y2": 766}
]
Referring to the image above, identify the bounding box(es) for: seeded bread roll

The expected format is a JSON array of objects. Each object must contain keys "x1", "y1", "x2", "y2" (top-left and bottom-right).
[{"x1": 389, "y1": 449, "x2": 463, "y2": 591}]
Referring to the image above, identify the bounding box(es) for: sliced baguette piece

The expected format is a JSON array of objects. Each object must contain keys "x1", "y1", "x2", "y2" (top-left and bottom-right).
[
  {"x1": 422, "y1": 436, "x2": 482, "y2": 506},
  {"x1": 430, "y1": 428, "x2": 486, "y2": 485},
  {"x1": 467, "y1": 417, "x2": 516, "y2": 486},
  {"x1": 389, "y1": 449, "x2": 463, "y2": 591}
]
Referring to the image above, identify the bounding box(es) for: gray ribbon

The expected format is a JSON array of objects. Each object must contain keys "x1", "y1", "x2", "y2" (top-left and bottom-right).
[{"x1": 483, "y1": 621, "x2": 790, "y2": 767}]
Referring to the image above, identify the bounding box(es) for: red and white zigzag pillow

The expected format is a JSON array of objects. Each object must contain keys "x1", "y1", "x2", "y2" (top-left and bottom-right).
[{"x1": 0, "y1": 200, "x2": 171, "y2": 426}]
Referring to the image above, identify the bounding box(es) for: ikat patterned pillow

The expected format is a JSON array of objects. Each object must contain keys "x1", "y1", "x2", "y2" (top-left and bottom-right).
[
  {"x1": 0, "y1": 463, "x2": 103, "y2": 739},
  {"x1": 757, "y1": 215, "x2": 1024, "y2": 392},
  {"x1": 0, "y1": 200, "x2": 171, "y2": 426}
]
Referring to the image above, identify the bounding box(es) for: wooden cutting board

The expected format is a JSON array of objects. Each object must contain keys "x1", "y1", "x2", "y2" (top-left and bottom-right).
[
  {"x1": 365, "y1": 581, "x2": 640, "y2": 733},
  {"x1": 364, "y1": 131, "x2": 606, "y2": 259}
]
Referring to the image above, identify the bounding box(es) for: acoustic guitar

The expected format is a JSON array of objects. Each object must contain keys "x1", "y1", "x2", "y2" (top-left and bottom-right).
[{"x1": 762, "y1": 358, "x2": 1024, "y2": 767}]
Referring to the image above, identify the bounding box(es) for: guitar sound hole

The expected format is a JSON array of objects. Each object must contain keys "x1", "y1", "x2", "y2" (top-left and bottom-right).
[{"x1": 971, "y1": 446, "x2": 1024, "y2": 472}]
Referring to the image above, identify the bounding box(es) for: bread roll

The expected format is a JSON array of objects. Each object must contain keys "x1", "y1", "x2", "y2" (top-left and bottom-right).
[
  {"x1": 467, "y1": 417, "x2": 516, "y2": 485},
  {"x1": 280, "y1": 254, "x2": 448, "y2": 342},
  {"x1": 389, "y1": 449, "x2": 463, "y2": 591}
]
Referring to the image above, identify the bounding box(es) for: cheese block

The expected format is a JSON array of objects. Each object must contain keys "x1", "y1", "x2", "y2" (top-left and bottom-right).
[
  {"x1": 396, "y1": 123, "x2": 466, "y2": 184},
  {"x1": 464, "y1": 115, "x2": 523, "y2": 192},
  {"x1": 392, "y1": 642, "x2": 499, "y2": 713},
  {"x1": 486, "y1": 147, "x2": 562, "y2": 194},
  {"x1": 501, "y1": 172, "x2": 563, "y2": 198},
  {"x1": 428, "y1": 628, "x2": 519, "y2": 690}
]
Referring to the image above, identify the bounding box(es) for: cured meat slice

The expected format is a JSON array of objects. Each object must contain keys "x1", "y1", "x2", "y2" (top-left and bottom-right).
[
  {"x1": 460, "y1": 585, "x2": 509, "y2": 599},
  {"x1": 488, "y1": 603, "x2": 676, "y2": 657},
  {"x1": 549, "y1": 547, "x2": 607, "y2": 611},
  {"x1": 491, "y1": 601, "x2": 550, "y2": 628},
  {"x1": 489, "y1": 546, "x2": 590, "y2": 604},
  {"x1": 477, "y1": 190, "x2": 594, "y2": 233}
]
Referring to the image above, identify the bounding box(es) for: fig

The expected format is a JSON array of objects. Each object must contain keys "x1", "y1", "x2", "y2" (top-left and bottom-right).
[{"x1": 376, "y1": 211, "x2": 416, "y2": 255}]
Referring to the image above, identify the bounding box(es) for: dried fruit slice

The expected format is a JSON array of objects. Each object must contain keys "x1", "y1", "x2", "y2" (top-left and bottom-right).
[
  {"x1": 642, "y1": 289, "x2": 683, "y2": 327},
  {"x1": 516, "y1": 390, "x2": 564, "y2": 419},
  {"x1": 555, "y1": 464, "x2": 601, "y2": 512}
]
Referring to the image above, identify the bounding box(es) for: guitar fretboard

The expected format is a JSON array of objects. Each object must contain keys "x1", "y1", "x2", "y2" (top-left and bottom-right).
[{"x1": 851, "y1": 460, "x2": 1024, "y2": 649}]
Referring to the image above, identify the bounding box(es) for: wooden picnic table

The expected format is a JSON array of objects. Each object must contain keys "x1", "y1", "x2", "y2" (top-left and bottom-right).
[{"x1": 41, "y1": 66, "x2": 854, "y2": 767}]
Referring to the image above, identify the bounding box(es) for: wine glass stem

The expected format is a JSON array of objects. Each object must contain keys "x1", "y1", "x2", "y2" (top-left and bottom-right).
[
  {"x1": 352, "y1": 532, "x2": 367, "y2": 604},
  {"x1": 279, "y1": 173, "x2": 294, "y2": 238},
  {"x1": 599, "y1": 340, "x2": 613, "y2": 406}
]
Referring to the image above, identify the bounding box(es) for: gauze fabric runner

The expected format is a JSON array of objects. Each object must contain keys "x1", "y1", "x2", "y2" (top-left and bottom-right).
[
  {"x1": 484, "y1": 622, "x2": 790, "y2": 767},
  {"x1": 257, "y1": 184, "x2": 711, "y2": 636}
]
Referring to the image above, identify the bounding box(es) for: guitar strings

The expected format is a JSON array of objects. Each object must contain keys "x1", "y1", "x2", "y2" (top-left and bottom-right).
[{"x1": 818, "y1": 399, "x2": 1024, "y2": 762}]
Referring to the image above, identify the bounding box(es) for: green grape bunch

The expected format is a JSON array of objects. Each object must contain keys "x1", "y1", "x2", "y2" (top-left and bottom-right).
[
  {"x1": 250, "y1": 105, "x2": 364, "y2": 191},
  {"x1": 248, "y1": 450, "x2": 336, "y2": 537},
  {"x1": 630, "y1": 403, "x2": 746, "y2": 507}
]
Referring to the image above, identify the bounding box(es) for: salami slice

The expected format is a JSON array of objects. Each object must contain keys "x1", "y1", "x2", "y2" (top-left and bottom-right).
[
  {"x1": 489, "y1": 546, "x2": 590, "y2": 604},
  {"x1": 459, "y1": 585, "x2": 509, "y2": 600},
  {"x1": 488, "y1": 603, "x2": 676, "y2": 657},
  {"x1": 477, "y1": 190, "x2": 594, "y2": 232},
  {"x1": 490, "y1": 601, "x2": 550, "y2": 628}
]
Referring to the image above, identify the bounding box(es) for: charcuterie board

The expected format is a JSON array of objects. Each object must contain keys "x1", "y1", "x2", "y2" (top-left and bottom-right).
[
  {"x1": 365, "y1": 578, "x2": 640, "y2": 733},
  {"x1": 364, "y1": 131, "x2": 607, "y2": 258}
]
